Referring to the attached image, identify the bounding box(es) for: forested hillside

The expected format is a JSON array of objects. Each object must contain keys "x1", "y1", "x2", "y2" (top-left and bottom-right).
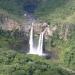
[
  {"x1": 0, "y1": 0, "x2": 39, "y2": 17},
  {"x1": 0, "y1": 0, "x2": 75, "y2": 75},
  {"x1": 1, "y1": 0, "x2": 75, "y2": 24},
  {"x1": 35, "y1": 0, "x2": 75, "y2": 24}
]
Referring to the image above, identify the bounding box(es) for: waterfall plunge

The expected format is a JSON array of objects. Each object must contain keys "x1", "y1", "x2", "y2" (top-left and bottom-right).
[
  {"x1": 37, "y1": 32, "x2": 44, "y2": 55},
  {"x1": 29, "y1": 26, "x2": 34, "y2": 54},
  {"x1": 28, "y1": 26, "x2": 46, "y2": 56}
]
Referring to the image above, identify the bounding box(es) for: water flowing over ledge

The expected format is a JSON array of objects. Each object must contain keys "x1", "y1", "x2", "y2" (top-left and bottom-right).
[{"x1": 28, "y1": 23, "x2": 46, "y2": 56}]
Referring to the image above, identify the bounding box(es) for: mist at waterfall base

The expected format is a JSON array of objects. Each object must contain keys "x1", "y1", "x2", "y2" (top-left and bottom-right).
[{"x1": 28, "y1": 26, "x2": 46, "y2": 56}]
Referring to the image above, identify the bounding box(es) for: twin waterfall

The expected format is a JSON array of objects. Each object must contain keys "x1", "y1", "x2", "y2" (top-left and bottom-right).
[{"x1": 28, "y1": 25, "x2": 46, "y2": 56}]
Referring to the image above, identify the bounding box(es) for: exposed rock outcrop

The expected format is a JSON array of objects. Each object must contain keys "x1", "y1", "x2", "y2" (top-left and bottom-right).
[{"x1": 0, "y1": 13, "x2": 57, "y2": 39}]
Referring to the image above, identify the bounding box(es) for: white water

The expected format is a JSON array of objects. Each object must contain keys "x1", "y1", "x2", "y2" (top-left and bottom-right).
[
  {"x1": 28, "y1": 25, "x2": 46, "y2": 56},
  {"x1": 29, "y1": 26, "x2": 35, "y2": 54},
  {"x1": 29, "y1": 26, "x2": 33, "y2": 53},
  {"x1": 37, "y1": 32, "x2": 44, "y2": 55}
]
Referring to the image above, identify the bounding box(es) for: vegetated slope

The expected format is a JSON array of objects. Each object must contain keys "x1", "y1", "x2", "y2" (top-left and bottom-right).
[
  {"x1": 0, "y1": 0, "x2": 75, "y2": 74},
  {"x1": 0, "y1": 48, "x2": 74, "y2": 75},
  {"x1": 0, "y1": 30, "x2": 75, "y2": 75},
  {"x1": 35, "y1": 0, "x2": 75, "y2": 24},
  {"x1": 35, "y1": 0, "x2": 75, "y2": 70},
  {"x1": 0, "y1": 0, "x2": 40, "y2": 15},
  {"x1": 1, "y1": 0, "x2": 75, "y2": 24}
]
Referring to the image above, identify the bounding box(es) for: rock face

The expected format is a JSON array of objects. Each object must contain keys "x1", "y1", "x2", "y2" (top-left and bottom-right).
[
  {"x1": 4, "y1": 19, "x2": 20, "y2": 31},
  {"x1": 0, "y1": 14, "x2": 21, "y2": 31},
  {"x1": 0, "y1": 14, "x2": 57, "y2": 39},
  {"x1": 31, "y1": 22, "x2": 57, "y2": 39},
  {"x1": 0, "y1": 13, "x2": 57, "y2": 53}
]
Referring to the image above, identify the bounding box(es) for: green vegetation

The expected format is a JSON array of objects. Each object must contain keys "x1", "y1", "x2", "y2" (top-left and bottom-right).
[
  {"x1": 0, "y1": 0, "x2": 75, "y2": 75},
  {"x1": 0, "y1": 0, "x2": 40, "y2": 21},
  {"x1": 35, "y1": 0, "x2": 75, "y2": 71},
  {"x1": 35, "y1": 0, "x2": 75, "y2": 24},
  {"x1": 0, "y1": 48, "x2": 74, "y2": 75},
  {"x1": 0, "y1": 0, "x2": 25, "y2": 15},
  {"x1": 1, "y1": 0, "x2": 75, "y2": 24},
  {"x1": 0, "y1": 29, "x2": 29, "y2": 51},
  {"x1": 0, "y1": 24, "x2": 75, "y2": 75}
]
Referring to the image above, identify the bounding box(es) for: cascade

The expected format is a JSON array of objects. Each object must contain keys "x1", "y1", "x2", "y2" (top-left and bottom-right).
[{"x1": 28, "y1": 24, "x2": 46, "y2": 56}]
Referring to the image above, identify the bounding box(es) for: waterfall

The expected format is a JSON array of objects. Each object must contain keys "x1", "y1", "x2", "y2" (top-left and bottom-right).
[
  {"x1": 29, "y1": 26, "x2": 34, "y2": 54},
  {"x1": 29, "y1": 24, "x2": 37, "y2": 54},
  {"x1": 28, "y1": 25, "x2": 46, "y2": 56},
  {"x1": 37, "y1": 32, "x2": 44, "y2": 55}
]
